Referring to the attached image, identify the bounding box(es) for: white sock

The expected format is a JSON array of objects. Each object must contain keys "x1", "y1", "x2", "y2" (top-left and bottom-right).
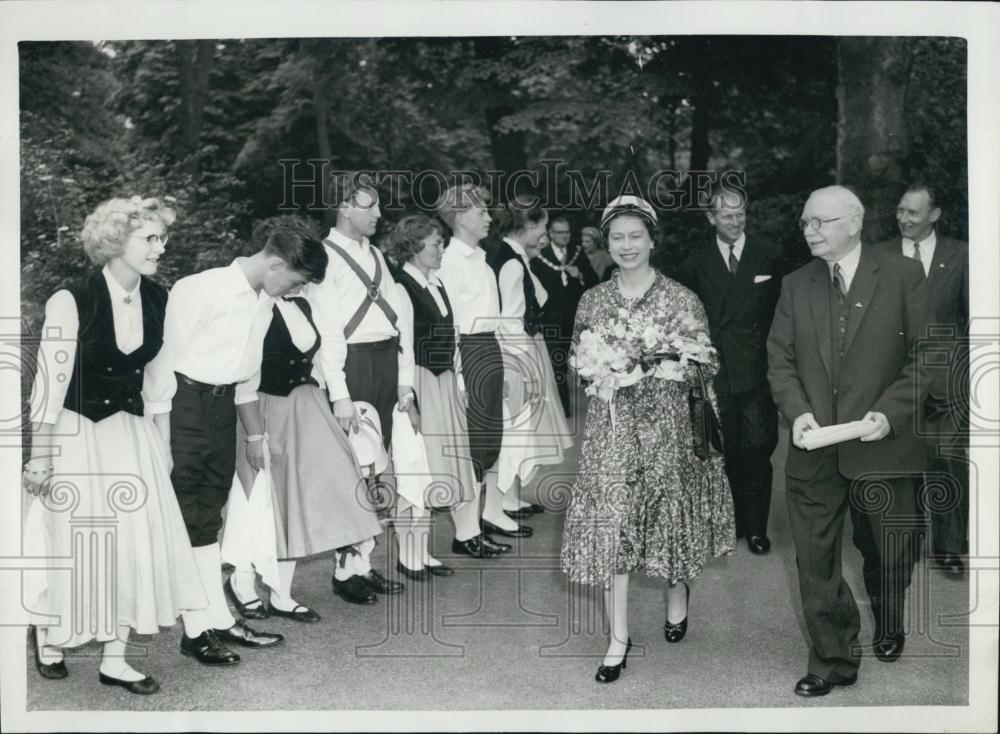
[
  {"x1": 395, "y1": 508, "x2": 422, "y2": 570},
  {"x1": 355, "y1": 537, "x2": 376, "y2": 575},
  {"x1": 450, "y1": 497, "x2": 481, "y2": 542},
  {"x1": 269, "y1": 560, "x2": 299, "y2": 612},
  {"x1": 334, "y1": 547, "x2": 357, "y2": 581},
  {"x1": 192, "y1": 543, "x2": 235, "y2": 630},
  {"x1": 181, "y1": 609, "x2": 209, "y2": 638},
  {"x1": 502, "y1": 477, "x2": 522, "y2": 512},
  {"x1": 99, "y1": 627, "x2": 144, "y2": 682},
  {"x1": 482, "y1": 472, "x2": 518, "y2": 531},
  {"x1": 229, "y1": 568, "x2": 261, "y2": 608}
]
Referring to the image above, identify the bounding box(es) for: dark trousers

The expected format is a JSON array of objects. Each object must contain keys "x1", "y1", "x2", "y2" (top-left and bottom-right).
[
  {"x1": 170, "y1": 374, "x2": 237, "y2": 548},
  {"x1": 344, "y1": 338, "x2": 399, "y2": 451},
  {"x1": 717, "y1": 389, "x2": 778, "y2": 538},
  {"x1": 918, "y1": 403, "x2": 969, "y2": 555},
  {"x1": 785, "y1": 452, "x2": 919, "y2": 681},
  {"x1": 458, "y1": 332, "x2": 504, "y2": 482},
  {"x1": 542, "y1": 333, "x2": 572, "y2": 416}
]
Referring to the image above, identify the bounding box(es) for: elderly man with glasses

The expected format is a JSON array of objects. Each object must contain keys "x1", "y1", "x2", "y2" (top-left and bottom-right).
[{"x1": 767, "y1": 185, "x2": 931, "y2": 697}]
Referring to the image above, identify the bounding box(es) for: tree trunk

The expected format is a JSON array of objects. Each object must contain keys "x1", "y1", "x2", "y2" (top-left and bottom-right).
[
  {"x1": 313, "y1": 70, "x2": 336, "y2": 228},
  {"x1": 175, "y1": 40, "x2": 215, "y2": 178},
  {"x1": 474, "y1": 38, "x2": 528, "y2": 190},
  {"x1": 836, "y1": 38, "x2": 914, "y2": 242}
]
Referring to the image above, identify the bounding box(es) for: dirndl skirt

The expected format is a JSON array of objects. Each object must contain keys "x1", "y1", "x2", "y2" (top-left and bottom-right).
[
  {"x1": 235, "y1": 384, "x2": 383, "y2": 559},
  {"x1": 25, "y1": 409, "x2": 206, "y2": 648},
  {"x1": 411, "y1": 366, "x2": 478, "y2": 507}
]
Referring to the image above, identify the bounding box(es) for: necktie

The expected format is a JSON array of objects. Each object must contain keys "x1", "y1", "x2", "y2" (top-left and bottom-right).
[
  {"x1": 832, "y1": 263, "x2": 847, "y2": 303},
  {"x1": 728, "y1": 244, "x2": 739, "y2": 275},
  {"x1": 911, "y1": 241, "x2": 922, "y2": 262}
]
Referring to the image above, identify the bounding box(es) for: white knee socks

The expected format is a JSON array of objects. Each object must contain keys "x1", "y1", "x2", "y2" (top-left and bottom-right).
[{"x1": 192, "y1": 543, "x2": 235, "y2": 630}]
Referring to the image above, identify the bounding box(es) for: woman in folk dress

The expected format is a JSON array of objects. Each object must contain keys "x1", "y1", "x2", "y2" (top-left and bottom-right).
[{"x1": 23, "y1": 196, "x2": 208, "y2": 695}]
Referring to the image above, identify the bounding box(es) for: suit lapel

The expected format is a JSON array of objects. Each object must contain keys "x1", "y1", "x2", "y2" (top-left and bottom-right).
[
  {"x1": 808, "y1": 259, "x2": 833, "y2": 379},
  {"x1": 720, "y1": 239, "x2": 763, "y2": 326},
  {"x1": 926, "y1": 235, "x2": 958, "y2": 299},
  {"x1": 843, "y1": 247, "x2": 879, "y2": 359}
]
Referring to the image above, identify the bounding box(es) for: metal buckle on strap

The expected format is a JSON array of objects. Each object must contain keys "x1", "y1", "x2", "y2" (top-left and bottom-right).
[
  {"x1": 212, "y1": 384, "x2": 228, "y2": 397},
  {"x1": 367, "y1": 284, "x2": 380, "y2": 302}
]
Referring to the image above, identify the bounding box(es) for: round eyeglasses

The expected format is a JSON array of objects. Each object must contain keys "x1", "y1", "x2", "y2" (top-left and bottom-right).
[
  {"x1": 798, "y1": 216, "x2": 844, "y2": 232},
  {"x1": 133, "y1": 233, "x2": 169, "y2": 247}
]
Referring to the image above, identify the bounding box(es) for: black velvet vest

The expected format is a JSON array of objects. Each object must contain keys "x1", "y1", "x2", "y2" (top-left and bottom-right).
[
  {"x1": 395, "y1": 269, "x2": 458, "y2": 376},
  {"x1": 259, "y1": 298, "x2": 322, "y2": 396},
  {"x1": 488, "y1": 240, "x2": 542, "y2": 336},
  {"x1": 63, "y1": 272, "x2": 168, "y2": 422}
]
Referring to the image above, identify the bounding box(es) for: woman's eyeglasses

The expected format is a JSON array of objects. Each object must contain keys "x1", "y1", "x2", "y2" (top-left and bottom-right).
[{"x1": 134, "y1": 233, "x2": 169, "y2": 247}]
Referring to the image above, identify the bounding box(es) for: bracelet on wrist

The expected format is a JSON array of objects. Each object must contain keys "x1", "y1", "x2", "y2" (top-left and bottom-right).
[
  {"x1": 245, "y1": 433, "x2": 269, "y2": 443},
  {"x1": 23, "y1": 460, "x2": 54, "y2": 473}
]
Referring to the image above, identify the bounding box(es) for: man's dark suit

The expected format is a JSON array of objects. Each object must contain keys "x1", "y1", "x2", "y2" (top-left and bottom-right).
[
  {"x1": 767, "y1": 246, "x2": 930, "y2": 681},
  {"x1": 530, "y1": 243, "x2": 599, "y2": 415},
  {"x1": 678, "y1": 237, "x2": 786, "y2": 540},
  {"x1": 874, "y1": 235, "x2": 969, "y2": 558}
]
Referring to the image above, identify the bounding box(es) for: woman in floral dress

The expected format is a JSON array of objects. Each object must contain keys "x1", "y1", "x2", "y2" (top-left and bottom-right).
[{"x1": 560, "y1": 195, "x2": 736, "y2": 683}]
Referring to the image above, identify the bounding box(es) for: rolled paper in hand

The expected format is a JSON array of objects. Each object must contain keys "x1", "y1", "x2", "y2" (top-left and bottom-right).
[{"x1": 799, "y1": 420, "x2": 875, "y2": 450}]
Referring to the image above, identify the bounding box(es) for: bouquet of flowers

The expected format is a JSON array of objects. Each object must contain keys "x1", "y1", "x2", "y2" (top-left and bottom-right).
[{"x1": 570, "y1": 307, "x2": 716, "y2": 403}]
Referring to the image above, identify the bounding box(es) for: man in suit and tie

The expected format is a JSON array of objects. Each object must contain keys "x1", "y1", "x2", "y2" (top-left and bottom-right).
[
  {"x1": 875, "y1": 184, "x2": 969, "y2": 577},
  {"x1": 530, "y1": 216, "x2": 599, "y2": 416},
  {"x1": 678, "y1": 187, "x2": 787, "y2": 554},
  {"x1": 767, "y1": 185, "x2": 930, "y2": 697}
]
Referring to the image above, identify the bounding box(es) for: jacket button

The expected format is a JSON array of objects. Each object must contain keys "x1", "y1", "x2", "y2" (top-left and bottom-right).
[
  {"x1": 106, "y1": 367, "x2": 113, "y2": 372},
  {"x1": 832, "y1": 388, "x2": 838, "y2": 395},
  {"x1": 288, "y1": 379, "x2": 294, "y2": 384},
  {"x1": 300, "y1": 376, "x2": 306, "y2": 382},
  {"x1": 103, "y1": 399, "x2": 110, "y2": 404},
  {"x1": 289, "y1": 360, "x2": 295, "y2": 365},
  {"x1": 126, "y1": 398, "x2": 133, "y2": 403},
  {"x1": 135, "y1": 369, "x2": 141, "y2": 375},
  {"x1": 301, "y1": 358, "x2": 308, "y2": 364}
]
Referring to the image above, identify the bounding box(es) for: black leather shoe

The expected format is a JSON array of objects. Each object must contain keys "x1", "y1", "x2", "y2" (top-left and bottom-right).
[
  {"x1": 332, "y1": 574, "x2": 377, "y2": 604},
  {"x1": 29, "y1": 626, "x2": 68, "y2": 680},
  {"x1": 595, "y1": 637, "x2": 632, "y2": 683},
  {"x1": 224, "y1": 576, "x2": 269, "y2": 619},
  {"x1": 267, "y1": 604, "x2": 321, "y2": 623},
  {"x1": 873, "y1": 632, "x2": 906, "y2": 662},
  {"x1": 936, "y1": 553, "x2": 965, "y2": 577},
  {"x1": 361, "y1": 569, "x2": 404, "y2": 595},
  {"x1": 482, "y1": 519, "x2": 533, "y2": 538},
  {"x1": 664, "y1": 582, "x2": 689, "y2": 643},
  {"x1": 794, "y1": 672, "x2": 857, "y2": 697},
  {"x1": 214, "y1": 620, "x2": 284, "y2": 649},
  {"x1": 747, "y1": 535, "x2": 772, "y2": 555},
  {"x1": 451, "y1": 534, "x2": 510, "y2": 557},
  {"x1": 99, "y1": 672, "x2": 161, "y2": 695},
  {"x1": 426, "y1": 563, "x2": 454, "y2": 577},
  {"x1": 503, "y1": 503, "x2": 545, "y2": 519},
  {"x1": 180, "y1": 630, "x2": 240, "y2": 665},
  {"x1": 396, "y1": 560, "x2": 429, "y2": 581}
]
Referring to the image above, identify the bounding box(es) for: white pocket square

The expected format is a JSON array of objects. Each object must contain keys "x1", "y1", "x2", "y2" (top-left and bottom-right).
[{"x1": 753, "y1": 275, "x2": 772, "y2": 283}]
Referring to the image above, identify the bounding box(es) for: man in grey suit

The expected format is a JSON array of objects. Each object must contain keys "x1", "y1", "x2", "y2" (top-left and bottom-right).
[
  {"x1": 768, "y1": 186, "x2": 931, "y2": 697},
  {"x1": 875, "y1": 183, "x2": 969, "y2": 577}
]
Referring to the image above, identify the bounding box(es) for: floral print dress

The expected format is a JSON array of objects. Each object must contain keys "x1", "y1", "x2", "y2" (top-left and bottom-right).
[{"x1": 560, "y1": 273, "x2": 736, "y2": 588}]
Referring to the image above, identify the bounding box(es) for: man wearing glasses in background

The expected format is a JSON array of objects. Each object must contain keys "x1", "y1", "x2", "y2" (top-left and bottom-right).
[
  {"x1": 767, "y1": 185, "x2": 930, "y2": 697},
  {"x1": 531, "y1": 215, "x2": 598, "y2": 417}
]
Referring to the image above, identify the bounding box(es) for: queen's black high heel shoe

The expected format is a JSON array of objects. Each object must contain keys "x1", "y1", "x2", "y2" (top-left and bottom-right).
[
  {"x1": 29, "y1": 625, "x2": 68, "y2": 680},
  {"x1": 664, "y1": 581, "x2": 689, "y2": 643},
  {"x1": 595, "y1": 637, "x2": 632, "y2": 683}
]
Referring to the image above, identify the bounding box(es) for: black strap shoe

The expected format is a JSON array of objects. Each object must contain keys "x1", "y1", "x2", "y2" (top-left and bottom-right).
[
  {"x1": 595, "y1": 638, "x2": 632, "y2": 683},
  {"x1": 480, "y1": 534, "x2": 513, "y2": 554},
  {"x1": 482, "y1": 519, "x2": 533, "y2": 538},
  {"x1": 503, "y1": 503, "x2": 545, "y2": 519},
  {"x1": 214, "y1": 620, "x2": 284, "y2": 649},
  {"x1": 794, "y1": 672, "x2": 857, "y2": 697},
  {"x1": 267, "y1": 604, "x2": 322, "y2": 623},
  {"x1": 332, "y1": 574, "x2": 378, "y2": 604},
  {"x1": 180, "y1": 630, "x2": 240, "y2": 665},
  {"x1": 664, "y1": 581, "x2": 690, "y2": 643},
  {"x1": 223, "y1": 576, "x2": 269, "y2": 619},
  {"x1": 29, "y1": 626, "x2": 68, "y2": 680},
  {"x1": 361, "y1": 569, "x2": 404, "y2": 594},
  {"x1": 396, "y1": 560, "x2": 429, "y2": 581},
  {"x1": 747, "y1": 535, "x2": 771, "y2": 555},
  {"x1": 99, "y1": 672, "x2": 161, "y2": 695}
]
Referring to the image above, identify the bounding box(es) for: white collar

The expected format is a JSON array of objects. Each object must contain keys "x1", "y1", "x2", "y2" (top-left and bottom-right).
[
  {"x1": 827, "y1": 241, "x2": 863, "y2": 282},
  {"x1": 717, "y1": 232, "x2": 746, "y2": 256},
  {"x1": 448, "y1": 236, "x2": 482, "y2": 257},
  {"x1": 101, "y1": 265, "x2": 141, "y2": 303},
  {"x1": 503, "y1": 236, "x2": 529, "y2": 259},
  {"x1": 326, "y1": 228, "x2": 368, "y2": 251},
  {"x1": 402, "y1": 261, "x2": 441, "y2": 288},
  {"x1": 228, "y1": 259, "x2": 258, "y2": 295},
  {"x1": 902, "y1": 230, "x2": 937, "y2": 250}
]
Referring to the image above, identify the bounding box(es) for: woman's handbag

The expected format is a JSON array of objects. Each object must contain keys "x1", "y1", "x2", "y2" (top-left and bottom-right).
[{"x1": 689, "y1": 363, "x2": 724, "y2": 460}]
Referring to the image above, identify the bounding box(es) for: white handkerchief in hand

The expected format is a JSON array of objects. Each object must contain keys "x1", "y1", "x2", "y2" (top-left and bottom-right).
[
  {"x1": 799, "y1": 420, "x2": 875, "y2": 451},
  {"x1": 221, "y1": 465, "x2": 280, "y2": 590},
  {"x1": 753, "y1": 275, "x2": 772, "y2": 283}
]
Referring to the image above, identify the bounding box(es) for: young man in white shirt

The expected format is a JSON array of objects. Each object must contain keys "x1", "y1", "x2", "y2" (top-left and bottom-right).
[
  {"x1": 145, "y1": 224, "x2": 327, "y2": 665},
  {"x1": 307, "y1": 172, "x2": 413, "y2": 604}
]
